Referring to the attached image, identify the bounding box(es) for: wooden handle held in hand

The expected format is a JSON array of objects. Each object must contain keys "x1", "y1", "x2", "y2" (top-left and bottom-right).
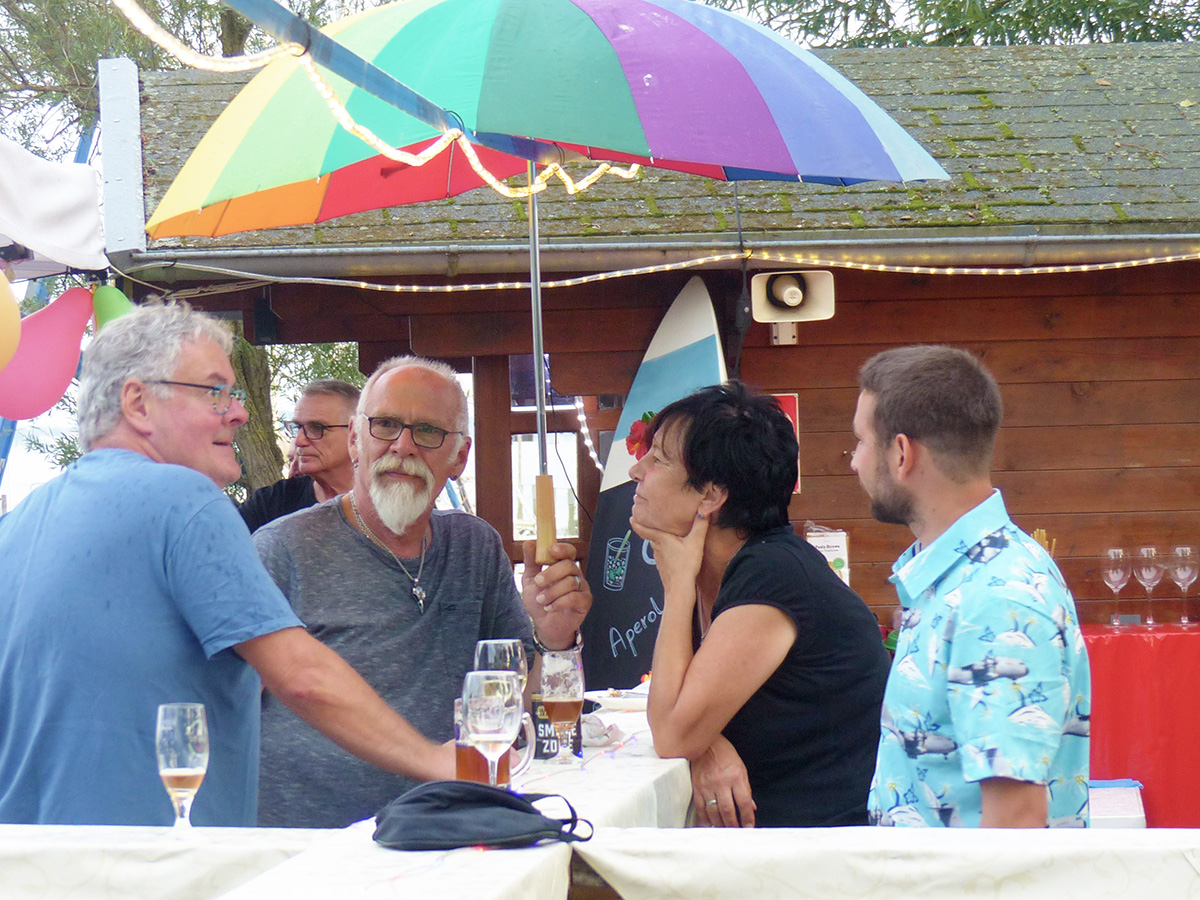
[{"x1": 535, "y1": 473, "x2": 557, "y2": 565}]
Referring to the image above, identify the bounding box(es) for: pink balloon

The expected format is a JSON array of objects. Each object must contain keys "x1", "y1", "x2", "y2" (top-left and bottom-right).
[{"x1": 0, "y1": 286, "x2": 94, "y2": 420}]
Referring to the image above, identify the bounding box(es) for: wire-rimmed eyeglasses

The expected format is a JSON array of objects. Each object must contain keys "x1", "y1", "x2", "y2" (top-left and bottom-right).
[
  {"x1": 364, "y1": 416, "x2": 462, "y2": 449},
  {"x1": 282, "y1": 420, "x2": 350, "y2": 441},
  {"x1": 148, "y1": 380, "x2": 247, "y2": 415}
]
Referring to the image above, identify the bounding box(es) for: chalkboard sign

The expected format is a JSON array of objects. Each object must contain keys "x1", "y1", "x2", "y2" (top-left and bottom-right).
[{"x1": 581, "y1": 278, "x2": 726, "y2": 689}]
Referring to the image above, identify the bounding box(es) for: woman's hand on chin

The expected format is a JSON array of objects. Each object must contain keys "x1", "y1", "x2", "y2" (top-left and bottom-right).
[{"x1": 629, "y1": 511, "x2": 708, "y2": 595}]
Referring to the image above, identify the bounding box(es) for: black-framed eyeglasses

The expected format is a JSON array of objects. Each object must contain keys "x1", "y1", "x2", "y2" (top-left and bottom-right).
[
  {"x1": 282, "y1": 420, "x2": 349, "y2": 441},
  {"x1": 147, "y1": 380, "x2": 248, "y2": 415},
  {"x1": 365, "y1": 416, "x2": 462, "y2": 449}
]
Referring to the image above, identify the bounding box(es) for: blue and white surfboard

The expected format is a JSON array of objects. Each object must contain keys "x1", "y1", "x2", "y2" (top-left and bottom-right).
[{"x1": 582, "y1": 276, "x2": 727, "y2": 689}]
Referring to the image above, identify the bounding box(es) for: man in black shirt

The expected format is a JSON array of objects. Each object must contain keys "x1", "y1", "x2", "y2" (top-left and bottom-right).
[{"x1": 239, "y1": 379, "x2": 359, "y2": 532}]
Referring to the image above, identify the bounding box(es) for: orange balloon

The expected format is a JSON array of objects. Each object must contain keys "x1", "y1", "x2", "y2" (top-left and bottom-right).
[
  {"x1": 0, "y1": 271, "x2": 20, "y2": 373},
  {"x1": 0, "y1": 286, "x2": 94, "y2": 420}
]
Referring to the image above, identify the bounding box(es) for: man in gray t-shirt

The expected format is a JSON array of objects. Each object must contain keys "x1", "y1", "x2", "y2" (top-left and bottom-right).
[{"x1": 254, "y1": 355, "x2": 592, "y2": 828}]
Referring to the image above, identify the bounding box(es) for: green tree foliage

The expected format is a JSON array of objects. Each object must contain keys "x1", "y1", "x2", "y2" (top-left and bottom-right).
[
  {"x1": 230, "y1": 339, "x2": 363, "y2": 496},
  {"x1": 0, "y1": 0, "x2": 157, "y2": 149},
  {"x1": 267, "y1": 341, "x2": 363, "y2": 398},
  {"x1": 0, "y1": 0, "x2": 339, "y2": 154},
  {"x1": 709, "y1": 0, "x2": 1199, "y2": 47},
  {"x1": 21, "y1": 391, "x2": 83, "y2": 469}
]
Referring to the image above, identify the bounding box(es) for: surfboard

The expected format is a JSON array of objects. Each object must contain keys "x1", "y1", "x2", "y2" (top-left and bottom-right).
[{"x1": 582, "y1": 276, "x2": 727, "y2": 689}]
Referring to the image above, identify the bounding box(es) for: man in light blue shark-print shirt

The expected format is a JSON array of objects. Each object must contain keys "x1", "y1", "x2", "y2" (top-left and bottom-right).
[
  {"x1": 869, "y1": 492, "x2": 1090, "y2": 826},
  {"x1": 852, "y1": 346, "x2": 1090, "y2": 828}
]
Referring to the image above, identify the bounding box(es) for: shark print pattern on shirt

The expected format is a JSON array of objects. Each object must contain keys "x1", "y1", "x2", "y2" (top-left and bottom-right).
[{"x1": 868, "y1": 491, "x2": 1092, "y2": 828}]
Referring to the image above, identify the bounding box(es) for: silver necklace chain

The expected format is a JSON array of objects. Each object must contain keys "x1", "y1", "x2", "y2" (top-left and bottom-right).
[{"x1": 349, "y1": 491, "x2": 428, "y2": 613}]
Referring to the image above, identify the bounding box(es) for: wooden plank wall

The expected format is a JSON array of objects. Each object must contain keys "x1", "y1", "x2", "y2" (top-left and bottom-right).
[
  {"x1": 554, "y1": 260, "x2": 1200, "y2": 628},
  {"x1": 196, "y1": 258, "x2": 1200, "y2": 628}
]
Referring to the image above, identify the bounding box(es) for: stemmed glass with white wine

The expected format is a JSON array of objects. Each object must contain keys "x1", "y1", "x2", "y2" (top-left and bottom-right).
[
  {"x1": 460, "y1": 670, "x2": 523, "y2": 787},
  {"x1": 1169, "y1": 546, "x2": 1198, "y2": 625},
  {"x1": 1102, "y1": 548, "x2": 1131, "y2": 626},
  {"x1": 468, "y1": 639, "x2": 535, "y2": 786},
  {"x1": 1134, "y1": 547, "x2": 1164, "y2": 626},
  {"x1": 540, "y1": 648, "x2": 585, "y2": 765},
  {"x1": 155, "y1": 702, "x2": 208, "y2": 829}
]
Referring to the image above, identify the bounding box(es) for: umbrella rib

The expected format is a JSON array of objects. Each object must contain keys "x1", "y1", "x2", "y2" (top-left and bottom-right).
[{"x1": 218, "y1": 0, "x2": 452, "y2": 133}]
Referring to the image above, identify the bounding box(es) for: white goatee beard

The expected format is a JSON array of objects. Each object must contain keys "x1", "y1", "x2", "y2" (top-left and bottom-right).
[{"x1": 368, "y1": 457, "x2": 435, "y2": 535}]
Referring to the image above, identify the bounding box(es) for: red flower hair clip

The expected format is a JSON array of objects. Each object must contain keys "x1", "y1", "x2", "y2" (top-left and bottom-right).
[{"x1": 624, "y1": 412, "x2": 656, "y2": 460}]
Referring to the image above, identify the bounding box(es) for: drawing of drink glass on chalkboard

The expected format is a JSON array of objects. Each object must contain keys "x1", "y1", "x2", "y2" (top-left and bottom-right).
[
  {"x1": 583, "y1": 277, "x2": 726, "y2": 689},
  {"x1": 604, "y1": 532, "x2": 633, "y2": 591}
]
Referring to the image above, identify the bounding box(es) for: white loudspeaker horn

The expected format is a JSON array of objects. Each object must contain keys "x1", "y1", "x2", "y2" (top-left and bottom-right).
[{"x1": 750, "y1": 270, "x2": 835, "y2": 323}]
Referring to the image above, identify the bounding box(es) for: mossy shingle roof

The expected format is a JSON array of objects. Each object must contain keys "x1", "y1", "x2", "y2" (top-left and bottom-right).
[{"x1": 135, "y1": 41, "x2": 1200, "y2": 272}]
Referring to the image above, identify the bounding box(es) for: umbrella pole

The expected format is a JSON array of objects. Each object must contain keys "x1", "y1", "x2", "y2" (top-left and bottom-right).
[{"x1": 529, "y1": 162, "x2": 556, "y2": 564}]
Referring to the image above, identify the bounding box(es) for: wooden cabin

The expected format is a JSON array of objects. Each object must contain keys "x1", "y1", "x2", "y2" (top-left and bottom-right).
[{"x1": 100, "y1": 41, "x2": 1200, "y2": 627}]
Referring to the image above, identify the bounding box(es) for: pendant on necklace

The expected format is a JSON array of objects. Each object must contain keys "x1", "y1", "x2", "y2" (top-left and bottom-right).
[{"x1": 413, "y1": 584, "x2": 427, "y2": 610}]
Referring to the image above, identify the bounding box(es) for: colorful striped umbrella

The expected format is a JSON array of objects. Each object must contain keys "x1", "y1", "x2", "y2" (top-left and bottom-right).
[{"x1": 147, "y1": 0, "x2": 947, "y2": 239}]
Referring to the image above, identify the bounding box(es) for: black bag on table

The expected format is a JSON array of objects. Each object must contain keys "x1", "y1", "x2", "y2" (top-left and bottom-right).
[{"x1": 372, "y1": 780, "x2": 593, "y2": 851}]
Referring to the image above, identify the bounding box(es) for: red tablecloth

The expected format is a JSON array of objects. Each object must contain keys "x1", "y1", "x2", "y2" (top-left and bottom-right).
[{"x1": 1082, "y1": 624, "x2": 1200, "y2": 827}]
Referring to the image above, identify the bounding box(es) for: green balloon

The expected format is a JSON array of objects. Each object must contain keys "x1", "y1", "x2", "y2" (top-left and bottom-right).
[{"x1": 92, "y1": 284, "x2": 136, "y2": 330}]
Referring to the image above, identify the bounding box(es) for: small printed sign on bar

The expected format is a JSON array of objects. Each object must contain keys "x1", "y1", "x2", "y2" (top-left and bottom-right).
[{"x1": 805, "y1": 527, "x2": 850, "y2": 586}]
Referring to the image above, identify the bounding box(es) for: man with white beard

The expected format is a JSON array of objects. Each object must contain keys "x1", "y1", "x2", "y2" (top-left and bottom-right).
[{"x1": 253, "y1": 355, "x2": 591, "y2": 828}]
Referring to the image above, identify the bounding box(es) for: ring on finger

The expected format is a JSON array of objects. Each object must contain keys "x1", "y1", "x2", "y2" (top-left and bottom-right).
[
  {"x1": 573, "y1": 574, "x2": 583, "y2": 591},
  {"x1": 705, "y1": 798, "x2": 719, "y2": 807}
]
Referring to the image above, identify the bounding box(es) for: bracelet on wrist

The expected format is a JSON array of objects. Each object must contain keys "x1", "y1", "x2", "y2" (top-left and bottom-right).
[{"x1": 530, "y1": 621, "x2": 583, "y2": 654}]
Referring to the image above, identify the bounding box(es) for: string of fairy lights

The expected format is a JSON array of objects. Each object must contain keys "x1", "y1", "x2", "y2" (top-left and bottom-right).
[
  {"x1": 110, "y1": 0, "x2": 305, "y2": 71},
  {"x1": 574, "y1": 397, "x2": 604, "y2": 471},
  {"x1": 294, "y1": 54, "x2": 641, "y2": 199},
  {"x1": 125, "y1": 246, "x2": 1200, "y2": 303}
]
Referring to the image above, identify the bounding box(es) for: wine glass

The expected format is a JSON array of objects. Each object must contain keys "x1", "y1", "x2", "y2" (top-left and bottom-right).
[
  {"x1": 540, "y1": 648, "x2": 585, "y2": 765},
  {"x1": 473, "y1": 638, "x2": 534, "y2": 778},
  {"x1": 155, "y1": 703, "x2": 209, "y2": 829},
  {"x1": 1134, "y1": 547, "x2": 1164, "y2": 626},
  {"x1": 1102, "y1": 548, "x2": 1131, "y2": 626},
  {"x1": 460, "y1": 670, "x2": 522, "y2": 787},
  {"x1": 1169, "y1": 546, "x2": 1198, "y2": 625},
  {"x1": 474, "y1": 639, "x2": 528, "y2": 693}
]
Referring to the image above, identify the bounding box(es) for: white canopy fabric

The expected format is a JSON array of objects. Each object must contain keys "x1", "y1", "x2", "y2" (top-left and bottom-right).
[{"x1": 0, "y1": 135, "x2": 107, "y2": 280}]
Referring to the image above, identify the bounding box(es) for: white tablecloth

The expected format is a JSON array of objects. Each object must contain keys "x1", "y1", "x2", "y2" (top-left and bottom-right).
[
  {"x1": 213, "y1": 709, "x2": 688, "y2": 900},
  {"x1": 574, "y1": 826, "x2": 1200, "y2": 900},
  {"x1": 215, "y1": 820, "x2": 571, "y2": 900},
  {"x1": 2, "y1": 710, "x2": 689, "y2": 900},
  {"x1": 0, "y1": 824, "x2": 325, "y2": 900},
  {"x1": 9, "y1": 719, "x2": 1187, "y2": 900},
  {"x1": 514, "y1": 710, "x2": 691, "y2": 829}
]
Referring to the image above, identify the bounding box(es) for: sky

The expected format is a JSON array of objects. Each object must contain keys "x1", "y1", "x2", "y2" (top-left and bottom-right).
[{"x1": 1, "y1": 411, "x2": 66, "y2": 513}]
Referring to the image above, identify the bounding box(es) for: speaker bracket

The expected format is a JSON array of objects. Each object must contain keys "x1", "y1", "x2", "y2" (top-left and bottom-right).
[{"x1": 769, "y1": 322, "x2": 799, "y2": 345}]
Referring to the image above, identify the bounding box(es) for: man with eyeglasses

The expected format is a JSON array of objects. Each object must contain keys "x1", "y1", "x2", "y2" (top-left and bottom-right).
[
  {"x1": 0, "y1": 304, "x2": 462, "y2": 827},
  {"x1": 253, "y1": 354, "x2": 593, "y2": 828},
  {"x1": 239, "y1": 379, "x2": 359, "y2": 532}
]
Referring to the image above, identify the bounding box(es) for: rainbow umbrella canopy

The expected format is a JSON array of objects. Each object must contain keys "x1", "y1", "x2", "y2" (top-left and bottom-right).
[{"x1": 147, "y1": 0, "x2": 948, "y2": 239}]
